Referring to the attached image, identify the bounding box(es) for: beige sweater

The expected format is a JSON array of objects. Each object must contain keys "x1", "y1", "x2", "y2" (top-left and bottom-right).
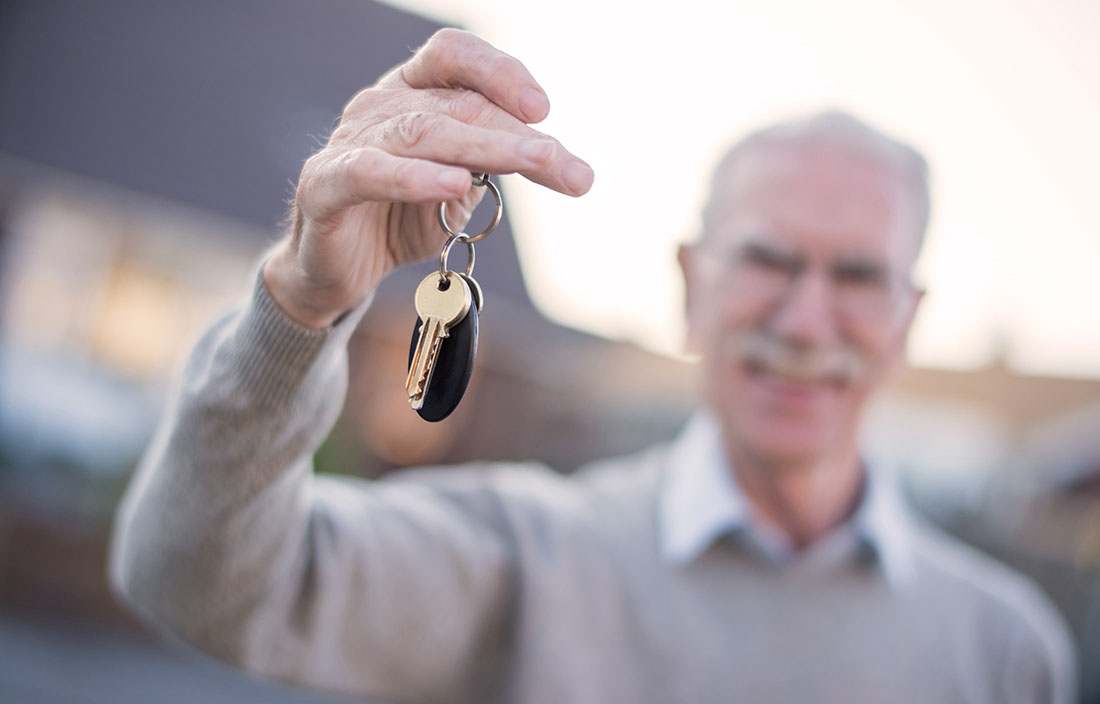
[{"x1": 110, "y1": 274, "x2": 1076, "y2": 704}]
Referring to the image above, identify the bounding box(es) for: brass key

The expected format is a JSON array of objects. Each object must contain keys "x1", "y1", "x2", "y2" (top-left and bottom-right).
[{"x1": 405, "y1": 272, "x2": 472, "y2": 410}]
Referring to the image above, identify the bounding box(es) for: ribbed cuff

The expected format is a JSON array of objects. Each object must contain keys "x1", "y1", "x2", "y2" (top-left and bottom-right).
[{"x1": 227, "y1": 268, "x2": 371, "y2": 409}]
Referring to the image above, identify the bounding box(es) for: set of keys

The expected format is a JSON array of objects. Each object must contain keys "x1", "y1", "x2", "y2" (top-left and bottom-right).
[{"x1": 405, "y1": 173, "x2": 501, "y2": 422}]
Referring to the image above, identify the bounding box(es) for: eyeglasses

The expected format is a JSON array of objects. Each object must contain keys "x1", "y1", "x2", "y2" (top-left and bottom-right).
[{"x1": 693, "y1": 240, "x2": 915, "y2": 321}]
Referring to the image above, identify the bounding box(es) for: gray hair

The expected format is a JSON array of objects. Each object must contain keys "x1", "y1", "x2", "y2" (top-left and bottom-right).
[{"x1": 703, "y1": 110, "x2": 931, "y2": 254}]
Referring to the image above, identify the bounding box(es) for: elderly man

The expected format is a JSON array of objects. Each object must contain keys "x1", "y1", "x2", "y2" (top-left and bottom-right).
[{"x1": 111, "y1": 29, "x2": 1075, "y2": 703}]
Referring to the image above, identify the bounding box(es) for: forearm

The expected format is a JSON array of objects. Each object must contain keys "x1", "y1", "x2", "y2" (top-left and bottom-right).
[
  {"x1": 109, "y1": 269, "x2": 365, "y2": 654},
  {"x1": 109, "y1": 270, "x2": 513, "y2": 701}
]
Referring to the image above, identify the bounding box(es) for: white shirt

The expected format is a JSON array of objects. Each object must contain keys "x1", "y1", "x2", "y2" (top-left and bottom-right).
[{"x1": 659, "y1": 412, "x2": 915, "y2": 587}]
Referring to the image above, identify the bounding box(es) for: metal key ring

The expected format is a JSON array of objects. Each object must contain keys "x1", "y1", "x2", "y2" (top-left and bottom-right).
[
  {"x1": 437, "y1": 173, "x2": 502, "y2": 244},
  {"x1": 438, "y1": 234, "x2": 476, "y2": 282}
]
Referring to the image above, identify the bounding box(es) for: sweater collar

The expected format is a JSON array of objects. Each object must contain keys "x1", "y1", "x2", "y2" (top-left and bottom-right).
[{"x1": 659, "y1": 412, "x2": 915, "y2": 588}]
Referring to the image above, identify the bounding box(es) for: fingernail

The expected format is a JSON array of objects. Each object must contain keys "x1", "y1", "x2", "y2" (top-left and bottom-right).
[
  {"x1": 519, "y1": 88, "x2": 550, "y2": 122},
  {"x1": 562, "y1": 160, "x2": 594, "y2": 194},
  {"x1": 518, "y1": 138, "x2": 553, "y2": 162},
  {"x1": 437, "y1": 169, "x2": 468, "y2": 191}
]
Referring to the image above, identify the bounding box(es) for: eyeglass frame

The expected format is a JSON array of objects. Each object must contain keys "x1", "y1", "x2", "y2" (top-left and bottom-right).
[{"x1": 688, "y1": 235, "x2": 920, "y2": 321}]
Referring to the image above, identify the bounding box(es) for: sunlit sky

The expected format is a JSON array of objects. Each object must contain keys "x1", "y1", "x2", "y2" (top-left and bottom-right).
[{"x1": 387, "y1": 0, "x2": 1099, "y2": 377}]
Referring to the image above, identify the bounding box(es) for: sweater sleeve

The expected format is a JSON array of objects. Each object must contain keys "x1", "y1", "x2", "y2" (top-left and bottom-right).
[{"x1": 109, "y1": 271, "x2": 513, "y2": 703}]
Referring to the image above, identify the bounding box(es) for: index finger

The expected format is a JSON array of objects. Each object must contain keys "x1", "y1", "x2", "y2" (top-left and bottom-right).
[{"x1": 394, "y1": 29, "x2": 551, "y2": 125}]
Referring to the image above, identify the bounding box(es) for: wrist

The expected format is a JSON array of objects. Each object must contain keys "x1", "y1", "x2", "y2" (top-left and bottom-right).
[{"x1": 262, "y1": 246, "x2": 349, "y2": 330}]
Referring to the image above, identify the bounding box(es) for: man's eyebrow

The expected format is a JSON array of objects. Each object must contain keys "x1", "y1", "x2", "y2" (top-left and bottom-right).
[
  {"x1": 697, "y1": 234, "x2": 773, "y2": 257},
  {"x1": 741, "y1": 238, "x2": 799, "y2": 260},
  {"x1": 832, "y1": 255, "x2": 891, "y2": 279},
  {"x1": 833, "y1": 253, "x2": 885, "y2": 267},
  {"x1": 731, "y1": 230, "x2": 772, "y2": 248}
]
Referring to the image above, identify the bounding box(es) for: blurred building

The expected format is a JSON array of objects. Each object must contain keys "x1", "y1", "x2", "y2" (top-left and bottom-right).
[{"x1": 0, "y1": 1, "x2": 1097, "y2": 702}]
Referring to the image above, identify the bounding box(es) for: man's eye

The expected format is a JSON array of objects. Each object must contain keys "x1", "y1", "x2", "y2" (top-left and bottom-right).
[
  {"x1": 742, "y1": 246, "x2": 796, "y2": 273},
  {"x1": 834, "y1": 262, "x2": 887, "y2": 287}
]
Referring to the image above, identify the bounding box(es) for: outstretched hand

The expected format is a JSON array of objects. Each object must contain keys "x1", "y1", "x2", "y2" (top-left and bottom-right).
[{"x1": 263, "y1": 29, "x2": 593, "y2": 328}]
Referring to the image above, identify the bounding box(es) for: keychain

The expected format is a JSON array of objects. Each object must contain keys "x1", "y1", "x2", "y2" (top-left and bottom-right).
[{"x1": 404, "y1": 173, "x2": 500, "y2": 422}]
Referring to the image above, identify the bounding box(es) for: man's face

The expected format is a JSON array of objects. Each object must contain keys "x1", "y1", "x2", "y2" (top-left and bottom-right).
[{"x1": 681, "y1": 144, "x2": 922, "y2": 466}]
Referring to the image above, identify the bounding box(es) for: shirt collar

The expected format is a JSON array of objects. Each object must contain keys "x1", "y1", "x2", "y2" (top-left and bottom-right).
[{"x1": 659, "y1": 411, "x2": 915, "y2": 588}]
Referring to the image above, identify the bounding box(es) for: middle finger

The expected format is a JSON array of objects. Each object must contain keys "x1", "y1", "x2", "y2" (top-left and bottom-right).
[
  {"x1": 372, "y1": 112, "x2": 565, "y2": 182},
  {"x1": 350, "y1": 87, "x2": 594, "y2": 196}
]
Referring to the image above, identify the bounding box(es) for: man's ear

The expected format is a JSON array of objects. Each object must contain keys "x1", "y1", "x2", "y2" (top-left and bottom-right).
[
  {"x1": 899, "y1": 287, "x2": 925, "y2": 339},
  {"x1": 886, "y1": 286, "x2": 925, "y2": 372},
  {"x1": 678, "y1": 243, "x2": 702, "y2": 354}
]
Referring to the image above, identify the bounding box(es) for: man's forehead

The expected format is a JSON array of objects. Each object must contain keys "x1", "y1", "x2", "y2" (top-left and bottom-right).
[
  {"x1": 703, "y1": 143, "x2": 920, "y2": 263},
  {"x1": 712, "y1": 144, "x2": 907, "y2": 214}
]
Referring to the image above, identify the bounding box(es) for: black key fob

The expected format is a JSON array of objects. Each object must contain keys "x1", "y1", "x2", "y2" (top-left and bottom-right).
[{"x1": 407, "y1": 301, "x2": 478, "y2": 422}]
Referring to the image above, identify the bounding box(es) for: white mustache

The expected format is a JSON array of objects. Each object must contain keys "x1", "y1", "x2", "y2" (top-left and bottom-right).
[{"x1": 725, "y1": 331, "x2": 867, "y2": 385}]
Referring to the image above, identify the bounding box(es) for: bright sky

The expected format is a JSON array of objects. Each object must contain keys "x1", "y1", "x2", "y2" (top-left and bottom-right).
[{"x1": 387, "y1": 0, "x2": 1100, "y2": 377}]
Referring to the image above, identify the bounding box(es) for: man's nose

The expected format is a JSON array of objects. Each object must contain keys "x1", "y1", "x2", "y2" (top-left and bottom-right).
[{"x1": 766, "y1": 269, "x2": 840, "y2": 346}]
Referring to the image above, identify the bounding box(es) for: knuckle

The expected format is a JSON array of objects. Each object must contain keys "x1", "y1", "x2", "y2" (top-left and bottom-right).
[
  {"x1": 295, "y1": 152, "x2": 335, "y2": 215},
  {"x1": 423, "y1": 28, "x2": 465, "y2": 65},
  {"x1": 342, "y1": 149, "x2": 385, "y2": 206},
  {"x1": 428, "y1": 27, "x2": 466, "y2": 51},
  {"x1": 341, "y1": 87, "x2": 374, "y2": 120},
  {"x1": 528, "y1": 138, "x2": 558, "y2": 167},
  {"x1": 454, "y1": 90, "x2": 494, "y2": 125},
  {"x1": 342, "y1": 149, "x2": 368, "y2": 184},
  {"x1": 301, "y1": 150, "x2": 326, "y2": 175},
  {"x1": 393, "y1": 112, "x2": 440, "y2": 150},
  {"x1": 298, "y1": 152, "x2": 328, "y2": 192},
  {"x1": 390, "y1": 160, "x2": 417, "y2": 195},
  {"x1": 329, "y1": 121, "x2": 356, "y2": 144},
  {"x1": 486, "y1": 53, "x2": 520, "y2": 83}
]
